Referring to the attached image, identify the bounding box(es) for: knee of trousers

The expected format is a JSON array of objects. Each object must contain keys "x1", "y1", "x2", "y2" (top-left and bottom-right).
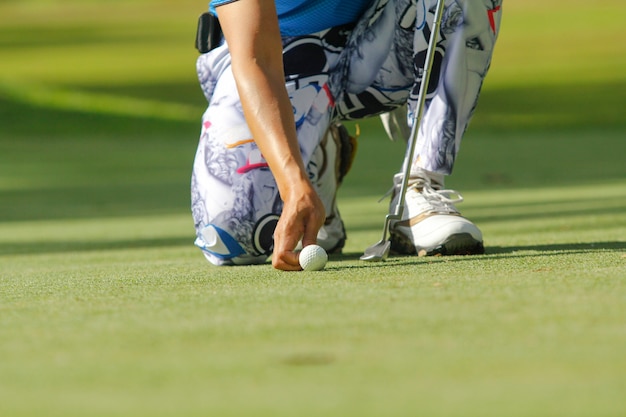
[
  {"x1": 191, "y1": 118, "x2": 282, "y2": 267},
  {"x1": 193, "y1": 213, "x2": 279, "y2": 266}
]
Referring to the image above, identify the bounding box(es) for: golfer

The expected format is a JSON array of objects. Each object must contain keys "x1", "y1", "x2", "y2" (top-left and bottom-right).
[{"x1": 191, "y1": 0, "x2": 503, "y2": 270}]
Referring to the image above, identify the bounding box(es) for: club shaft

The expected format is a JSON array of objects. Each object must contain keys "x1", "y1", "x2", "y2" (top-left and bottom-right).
[
  {"x1": 393, "y1": 0, "x2": 446, "y2": 217},
  {"x1": 361, "y1": 0, "x2": 447, "y2": 261}
]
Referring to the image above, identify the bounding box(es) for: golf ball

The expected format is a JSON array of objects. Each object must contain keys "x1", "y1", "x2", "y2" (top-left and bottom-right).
[{"x1": 299, "y1": 244, "x2": 328, "y2": 271}]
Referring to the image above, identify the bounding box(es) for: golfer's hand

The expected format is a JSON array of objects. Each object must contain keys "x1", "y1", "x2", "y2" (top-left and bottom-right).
[{"x1": 272, "y1": 185, "x2": 325, "y2": 271}]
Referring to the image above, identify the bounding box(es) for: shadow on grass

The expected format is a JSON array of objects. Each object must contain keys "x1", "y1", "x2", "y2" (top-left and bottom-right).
[
  {"x1": 0, "y1": 184, "x2": 191, "y2": 223},
  {"x1": 0, "y1": 237, "x2": 191, "y2": 256},
  {"x1": 485, "y1": 242, "x2": 626, "y2": 255},
  {"x1": 4, "y1": 238, "x2": 622, "y2": 268},
  {"x1": 331, "y1": 241, "x2": 625, "y2": 270},
  {"x1": 468, "y1": 197, "x2": 626, "y2": 224}
]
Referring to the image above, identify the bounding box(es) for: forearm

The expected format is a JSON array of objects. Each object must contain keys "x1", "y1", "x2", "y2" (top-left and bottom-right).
[
  {"x1": 233, "y1": 62, "x2": 312, "y2": 200},
  {"x1": 218, "y1": 0, "x2": 312, "y2": 199}
]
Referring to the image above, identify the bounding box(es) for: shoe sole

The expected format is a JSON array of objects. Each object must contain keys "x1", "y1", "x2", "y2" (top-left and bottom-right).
[{"x1": 390, "y1": 230, "x2": 485, "y2": 257}]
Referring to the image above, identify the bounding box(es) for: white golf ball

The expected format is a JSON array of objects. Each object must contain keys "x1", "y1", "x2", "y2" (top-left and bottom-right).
[{"x1": 299, "y1": 244, "x2": 328, "y2": 271}]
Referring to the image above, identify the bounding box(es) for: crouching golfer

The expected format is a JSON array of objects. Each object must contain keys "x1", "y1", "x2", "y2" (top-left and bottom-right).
[{"x1": 191, "y1": 0, "x2": 503, "y2": 270}]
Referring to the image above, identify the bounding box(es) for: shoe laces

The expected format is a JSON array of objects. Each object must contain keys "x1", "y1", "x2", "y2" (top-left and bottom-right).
[
  {"x1": 386, "y1": 173, "x2": 464, "y2": 215},
  {"x1": 412, "y1": 180, "x2": 463, "y2": 214}
]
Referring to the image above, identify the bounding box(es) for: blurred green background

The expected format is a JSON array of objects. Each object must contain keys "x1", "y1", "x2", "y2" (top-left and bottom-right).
[{"x1": 1, "y1": 0, "x2": 625, "y2": 224}]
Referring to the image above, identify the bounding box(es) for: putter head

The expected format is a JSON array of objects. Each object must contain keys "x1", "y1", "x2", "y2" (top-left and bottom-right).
[
  {"x1": 360, "y1": 239, "x2": 391, "y2": 262},
  {"x1": 360, "y1": 214, "x2": 398, "y2": 262}
]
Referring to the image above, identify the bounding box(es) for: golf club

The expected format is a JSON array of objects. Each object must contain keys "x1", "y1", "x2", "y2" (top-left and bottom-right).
[{"x1": 361, "y1": 0, "x2": 446, "y2": 261}]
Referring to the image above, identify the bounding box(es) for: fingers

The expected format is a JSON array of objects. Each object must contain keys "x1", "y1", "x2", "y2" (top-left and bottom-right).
[
  {"x1": 270, "y1": 212, "x2": 303, "y2": 270},
  {"x1": 271, "y1": 208, "x2": 325, "y2": 271},
  {"x1": 272, "y1": 233, "x2": 302, "y2": 271},
  {"x1": 272, "y1": 249, "x2": 301, "y2": 271},
  {"x1": 267, "y1": 181, "x2": 325, "y2": 271}
]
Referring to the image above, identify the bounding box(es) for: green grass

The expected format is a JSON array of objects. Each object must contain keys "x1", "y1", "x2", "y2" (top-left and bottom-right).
[{"x1": 1, "y1": 1, "x2": 626, "y2": 416}]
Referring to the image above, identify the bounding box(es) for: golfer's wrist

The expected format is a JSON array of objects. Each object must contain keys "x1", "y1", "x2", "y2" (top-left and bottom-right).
[
  {"x1": 279, "y1": 172, "x2": 315, "y2": 202},
  {"x1": 270, "y1": 156, "x2": 310, "y2": 195}
]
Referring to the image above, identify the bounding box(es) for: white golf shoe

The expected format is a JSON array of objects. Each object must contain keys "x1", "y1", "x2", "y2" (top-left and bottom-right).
[{"x1": 389, "y1": 171, "x2": 484, "y2": 256}]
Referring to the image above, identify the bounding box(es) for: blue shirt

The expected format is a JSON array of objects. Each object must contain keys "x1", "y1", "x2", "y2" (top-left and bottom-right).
[{"x1": 210, "y1": 0, "x2": 373, "y2": 36}]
